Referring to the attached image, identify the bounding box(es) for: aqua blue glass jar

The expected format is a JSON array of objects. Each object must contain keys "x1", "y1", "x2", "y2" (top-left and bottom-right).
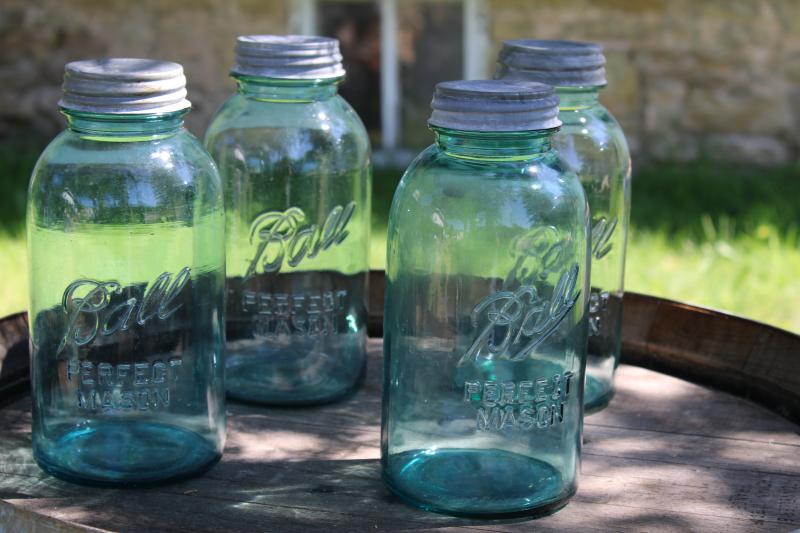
[
  {"x1": 205, "y1": 36, "x2": 371, "y2": 405},
  {"x1": 27, "y1": 59, "x2": 226, "y2": 486},
  {"x1": 381, "y1": 80, "x2": 590, "y2": 517},
  {"x1": 497, "y1": 40, "x2": 632, "y2": 413}
]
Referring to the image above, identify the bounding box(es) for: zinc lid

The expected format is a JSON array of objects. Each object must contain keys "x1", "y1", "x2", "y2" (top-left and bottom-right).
[
  {"x1": 429, "y1": 79, "x2": 561, "y2": 132},
  {"x1": 232, "y1": 35, "x2": 345, "y2": 80},
  {"x1": 496, "y1": 40, "x2": 607, "y2": 87},
  {"x1": 59, "y1": 58, "x2": 191, "y2": 115}
]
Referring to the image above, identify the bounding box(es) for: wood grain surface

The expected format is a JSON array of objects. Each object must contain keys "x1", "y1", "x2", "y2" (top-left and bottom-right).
[
  {"x1": 1, "y1": 339, "x2": 798, "y2": 532},
  {"x1": 621, "y1": 292, "x2": 800, "y2": 424}
]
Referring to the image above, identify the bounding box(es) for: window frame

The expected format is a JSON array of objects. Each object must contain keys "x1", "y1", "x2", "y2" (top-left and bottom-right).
[{"x1": 289, "y1": 0, "x2": 489, "y2": 157}]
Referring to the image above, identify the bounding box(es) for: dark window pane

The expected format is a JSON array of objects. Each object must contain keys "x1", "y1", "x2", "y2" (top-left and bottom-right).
[
  {"x1": 398, "y1": 2, "x2": 463, "y2": 148},
  {"x1": 318, "y1": 2, "x2": 382, "y2": 146}
]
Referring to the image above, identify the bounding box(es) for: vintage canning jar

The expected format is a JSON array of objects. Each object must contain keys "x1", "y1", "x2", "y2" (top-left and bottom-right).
[
  {"x1": 497, "y1": 40, "x2": 632, "y2": 412},
  {"x1": 381, "y1": 80, "x2": 590, "y2": 517},
  {"x1": 205, "y1": 36, "x2": 371, "y2": 405},
  {"x1": 27, "y1": 59, "x2": 226, "y2": 486}
]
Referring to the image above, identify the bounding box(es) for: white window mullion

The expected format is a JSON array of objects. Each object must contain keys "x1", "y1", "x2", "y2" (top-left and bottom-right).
[
  {"x1": 288, "y1": 0, "x2": 317, "y2": 35},
  {"x1": 463, "y1": 0, "x2": 489, "y2": 80},
  {"x1": 379, "y1": 0, "x2": 400, "y2": 150}
]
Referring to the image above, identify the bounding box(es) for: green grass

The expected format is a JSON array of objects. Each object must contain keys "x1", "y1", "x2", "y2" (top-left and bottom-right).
[
  {"x1": 0, "y1": 232, "x2": 27, "y2": 317},
  {"x1": 371, "y1": 164, "x2": 800, "y2": 333},
  {"x1": 4, "y1": 143, "x2": 799, "y2": 333},
  {"x1": 6, "y1": 220, "x2": 798, "y2": 332},
  {"x1": 624, "y1": 162, "x2": 800, "y2": 332},
  {"x1": 626, "y1": 222, "x2": 800, "y2": 331}
]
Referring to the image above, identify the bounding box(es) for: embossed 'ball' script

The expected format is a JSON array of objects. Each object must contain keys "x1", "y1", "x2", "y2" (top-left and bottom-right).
[
  {"x1": 58, "y1": 267, "x2": 191, "y2": 354},
  {"x1": 459, "y1": 265, "x2": 581, "y2": 366},
  {"x1": 244, "y1": 202, "x2": 356, "y2": 280}
]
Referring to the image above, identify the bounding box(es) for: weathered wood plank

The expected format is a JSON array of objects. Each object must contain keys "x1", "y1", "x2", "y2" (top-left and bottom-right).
[
  {"x1": 0, "y1": 499, "x2": 97, "y2": 533},
  {"x1": 0, "y1": 312, "x2": 30, "y2": 408},
  {"x1": 587, "y1": 366, "x2": 800, "y2": 444},
  {"x1": 1, "y1": 341, "x2": 799, "y2": 531},
  {"x1": 618, "y1": 293, "x2": 800, "y2": 424}
]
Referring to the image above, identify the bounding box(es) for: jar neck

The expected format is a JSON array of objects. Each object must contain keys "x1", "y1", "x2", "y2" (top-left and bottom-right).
[
  {"x1": 234, "y1": 75, "x2": 340, "y2": 103},
  {"x1": 555, "y1": 86, "x2": 602, "y2": 111},
  {"x1": 433, "y1": 127, "x2": 556, "y2": 162},
  {"x1": 63, "y1": 110, "x2": 186, "y2": 142}
]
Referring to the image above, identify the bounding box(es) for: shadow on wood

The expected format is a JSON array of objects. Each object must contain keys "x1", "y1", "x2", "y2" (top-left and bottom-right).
[{"x1": 0, "y1": 341, "x2": 798, "y2": 531}]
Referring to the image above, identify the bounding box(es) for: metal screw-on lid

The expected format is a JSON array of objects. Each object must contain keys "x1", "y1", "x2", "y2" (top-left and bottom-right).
[
  {"x1": 59, "y1": 58, "x2": 191, "y2": 115},
  {"x1": 429, "y1": 79, "x2": 561, "y2": 132},
  {"x1": 232, "y1": 35, "x2": 345, "y2": 80},
  {"x1": 496, "y1": 40, "x2": 607, "y2": 87}
]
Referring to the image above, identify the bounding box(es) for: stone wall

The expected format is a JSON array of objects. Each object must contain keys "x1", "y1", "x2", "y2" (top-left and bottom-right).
[
  {"x1": 1, "y1": 0, "x2": 798, "y2": 166},
  {"x1": 490, "y1": 0, "x2": 800, "y2": 165},
  {"x1": 0, "y1": 0, "x2": 287, "y2": 142}
]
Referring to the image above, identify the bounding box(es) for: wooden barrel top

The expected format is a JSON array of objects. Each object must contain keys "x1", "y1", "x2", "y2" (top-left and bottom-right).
[
  {"x1": 1, "y1": 275, "x2": 799, "y2": 531},
  {"x1": 1, "y1": 339, "x2": 799, "y2": 531}
]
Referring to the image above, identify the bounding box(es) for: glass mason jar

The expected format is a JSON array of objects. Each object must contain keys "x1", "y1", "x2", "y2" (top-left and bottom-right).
[
  {"x1": 27, "y1": 59, "x2": 226, "y2": 486},
  {"x1": 382, "y1": 80, "x2": 590, "y2": 517},
  {"x1": 497, "y1": 40, "x2": 632, "y2": 412},
  {"x1": 204, "y1": 36, "x2": 371, "y2": 405}
]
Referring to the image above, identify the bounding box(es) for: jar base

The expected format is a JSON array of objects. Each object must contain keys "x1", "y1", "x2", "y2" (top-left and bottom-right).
[
  {"x1": 225, "y1": 375, "x2": 363, "y2": 406},
  {"x1": 382, "y1": 448, "x2": 575, "y2": 518},
  {"x1": 225, "y1": 333, "x2": 366, "y2": 406},
  {"x1": 33, "y1": 421, "x2": 221, "y2": 487},
  {"x1": 584, "y1": 374, "x2": 615, "y2": 414}
]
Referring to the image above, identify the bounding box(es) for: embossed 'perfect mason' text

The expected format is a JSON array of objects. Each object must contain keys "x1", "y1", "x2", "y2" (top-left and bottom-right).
[
  {"x1": 69, "y1": 357, "x2": 183, "y2": 412},
  {"x1": 241, "y1": 288, "x2": 348, "y2": 338},
  {"x1": 464, "y1": 372, "x2": 575, "y2": 431}
]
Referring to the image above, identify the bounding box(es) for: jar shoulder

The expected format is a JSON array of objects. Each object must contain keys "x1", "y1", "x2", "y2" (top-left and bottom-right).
[
  {"x1": 28, "y1": 130, "x2": 222, "y2": 221},
  {"x1": 387, "y1": 147, "x2": 589, "y2": 282},
  {"x1": 390, "y1": 146, "x2": 588, "y2": 232},
  {"x1": 32, "y1": 129, "x2": 218, "y2": 179},
  {"x1": 205, "y1": 93, "x2": 370, "y2": 154},
  {"x1": 557, "y1": 105, "x2": 630, "y2": 155},
  {"x1": 556, "y1": 104, "x2": 631, "y2": 180},
  {"x1": 396, "y1": 146, "x2": 585, "y2": 201}
]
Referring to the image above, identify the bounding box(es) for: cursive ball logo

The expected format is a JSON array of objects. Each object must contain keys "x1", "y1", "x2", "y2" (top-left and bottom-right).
[
  {"x1": 57, "y1": 268, "x2": 191, "y2": 354},
  {"x1": 459, "y1": 265, "x2": 581, "y2": 366},
  {"x1": 504, "y1": 226, "x2": 572, "y2": 287},
  {"x1": 244, "y1": 202, "x2": 356, "y2": 281},
  {"x1": 591, "y1": 216, "x2": 617, "y2": 260},
  {"x1": 587, "y1": 216, "x2": 617, "y2": 336}
]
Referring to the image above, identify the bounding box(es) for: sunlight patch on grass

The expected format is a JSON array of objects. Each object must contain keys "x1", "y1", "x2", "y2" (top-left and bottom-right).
[
  {"x1": 3, "y1": 222, "x2": 798, "y2": 334},
  {"x1": 0, "y1": 232, "x2": 27, "y2": 317},
  {"x1": 370, "y1": 220, "x2": 800, "y2": 334},
  {"x1": 626, "y1": 224, "x2": 800, "y2": 333}
]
